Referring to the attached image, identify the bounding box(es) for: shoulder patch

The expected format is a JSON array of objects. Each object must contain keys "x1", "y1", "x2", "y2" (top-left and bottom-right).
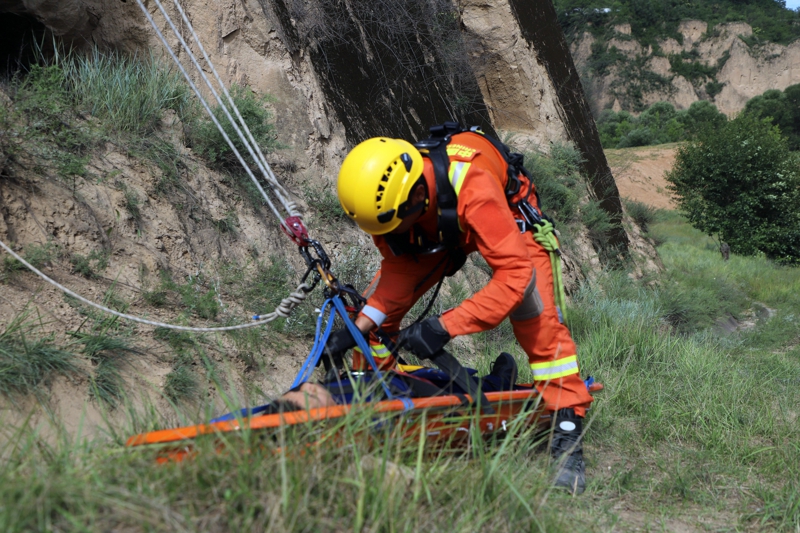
[{"x1": 446, "y1": 144, "x2": 479, "y2": 161}]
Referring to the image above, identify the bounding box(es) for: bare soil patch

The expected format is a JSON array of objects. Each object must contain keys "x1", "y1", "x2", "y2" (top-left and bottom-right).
[{"x1": 607, "y1": 145, "x2": 678, "y2": 210}]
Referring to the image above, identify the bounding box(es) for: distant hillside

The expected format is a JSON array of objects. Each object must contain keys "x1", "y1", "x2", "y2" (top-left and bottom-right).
[{"x1": 556, "y1": 0, "x2": 800, "y2": 115}]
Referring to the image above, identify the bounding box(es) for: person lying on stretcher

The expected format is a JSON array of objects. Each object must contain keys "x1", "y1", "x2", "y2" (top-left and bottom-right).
[{"x1": 265, "y1": 352, "x2": 520, "y2": 415}]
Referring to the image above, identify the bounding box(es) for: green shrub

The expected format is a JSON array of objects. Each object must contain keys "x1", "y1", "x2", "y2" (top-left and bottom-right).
[
  {"x1": 70, "y1": 250, "x2": 109, "y2": 279},
  {"x1": 744, "y1": 84, "x2": 800, "y2": 151},
  {"x1": 303, "y1": 181, "x2": 350, "y2": 227},
  {"x1": 617, "y1": 127, "x2": 655, "y2": 148},
  {"x1": 623, "y1": 199, "x2": 656, "y2": 232},
  {"x1": 525, "y1": 143, "x2": 583, "y2": 224},
  {"x1": 705, "y1": 80, "x2": 724, "y2": 99},
  {"x1": 581, "y1": 199, "x2": 616, "y2": 247},
  {"x1": 667, "y1": 113, "x2": 800, "y2": 264},
  {"x1": 190, "y1": 85, "x2": 278, "y2": 171},
  {"x1": 176, "y1": 278, "x2": 220, "y2": 320}
]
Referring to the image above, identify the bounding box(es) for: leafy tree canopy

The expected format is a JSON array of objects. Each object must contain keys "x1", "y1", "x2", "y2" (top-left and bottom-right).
[
  {"x1": 744, "y1": 83, "x2": 800, "y2": 150},
  {"x1": 597, "y1": 100, "x2": 726, "y2": 148},
  {"x1": 666, "y1": 113, "x2": 800, "y2": 264}
]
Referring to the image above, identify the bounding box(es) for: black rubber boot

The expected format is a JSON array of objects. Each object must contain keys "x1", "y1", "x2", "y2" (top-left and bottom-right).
[
  {"x1": 550, "y1": 408, "x2": 586, "y2": 495},
  {"x1": 489, "y1": 352, "x2": 518, "y2": 390}
]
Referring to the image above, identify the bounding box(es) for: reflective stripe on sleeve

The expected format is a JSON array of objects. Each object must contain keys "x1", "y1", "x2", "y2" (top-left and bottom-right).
[
  {"x1": 530, "y1": 355, "x2": 579, "y2": 381},
  {"x1": 361, "y1": 305, "x2": 386, "y2": 326},
  {"x1": 448, "y1": 161, "x2": 471, "y2": 195},
  {"x1": 371, "y1": 344, "x2": 391, "y2": 357},
  {"x1": 354, "y1": 343, "x2": 390, "y2": 358}
]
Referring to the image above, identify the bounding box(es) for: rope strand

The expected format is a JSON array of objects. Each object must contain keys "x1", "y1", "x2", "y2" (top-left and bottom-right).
[
  {"x1": 135, "y1": 0, "x2": 286, "y2": 222},
  {"x1": 0, "y1": 239, "x2": 309, "y2": 332}
]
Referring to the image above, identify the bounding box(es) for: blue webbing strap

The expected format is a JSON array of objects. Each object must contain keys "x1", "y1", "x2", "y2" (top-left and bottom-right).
[
  {"x1": 290, "y1": 299, "x2": 336, "y2": 388},
  {"x1": 288, "y1": 295, "x2": 395, "y2": 401},
  {"x1": 331, "y1": 296, "x2": 395, "y2": 399}
]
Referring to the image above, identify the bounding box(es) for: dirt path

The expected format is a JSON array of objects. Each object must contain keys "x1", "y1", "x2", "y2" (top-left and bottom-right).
[{"x1": 606, "y1": 144, "x2": 678, "y2": 209}]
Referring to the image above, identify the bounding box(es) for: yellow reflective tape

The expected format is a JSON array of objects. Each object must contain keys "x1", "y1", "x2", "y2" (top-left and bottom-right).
[
  {"x1": 532, "y1": 367, "x2": 580, "y2": 381},
  {"x1": 448, "y1": 161, "x2": 471, "y2": 195},
  {"x1": 371, "y1": 344, "x2": 390, "y2": 356},
  {"x1": 530, "y1": 355, "x2": 577, "y2": 370}
]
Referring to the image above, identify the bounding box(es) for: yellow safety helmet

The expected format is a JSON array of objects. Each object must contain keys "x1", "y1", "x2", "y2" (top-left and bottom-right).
[{"x1": 337, "y1": 137, "x2": 425, "y2": 235}]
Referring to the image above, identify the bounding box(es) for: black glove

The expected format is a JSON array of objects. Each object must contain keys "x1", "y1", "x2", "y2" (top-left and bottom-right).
[
  {"x1": 317, "y1": 328, "x2": 364, "y2": 371},
  {"x1": 324, "y1": 328, "x2": 360, "y2": 356},
  {"x1": 400, "y1": 316, "x2": 451, "y2": 359}
]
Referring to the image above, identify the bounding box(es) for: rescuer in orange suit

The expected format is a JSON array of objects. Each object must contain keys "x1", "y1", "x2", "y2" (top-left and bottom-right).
[{"x1": 326, "y1": 126, "x2": 593, "y2": 494}]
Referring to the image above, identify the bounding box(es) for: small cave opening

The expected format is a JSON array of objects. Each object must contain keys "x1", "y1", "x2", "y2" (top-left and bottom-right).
[{"x1": 0, "y1": 11, "x2": 53, "y2": 77}]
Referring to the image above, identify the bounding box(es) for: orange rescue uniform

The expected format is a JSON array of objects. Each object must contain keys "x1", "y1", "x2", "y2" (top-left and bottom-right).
[{"x1": 355, "y1": 132, "x2": 593, "y2": 416}]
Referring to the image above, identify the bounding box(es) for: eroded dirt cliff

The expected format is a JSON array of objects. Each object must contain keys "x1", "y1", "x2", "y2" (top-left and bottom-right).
[{"x1": 573, "y1": 20, "x2": 800, "y2": 115}]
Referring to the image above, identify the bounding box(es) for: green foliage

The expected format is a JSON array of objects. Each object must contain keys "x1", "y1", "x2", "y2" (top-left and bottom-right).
[
  {"x1": 623, "y1": 198, "x2": 656, "y2": 232},
  {"x1": 153, "y1": 328, "x2": 202, "y2": 401},
  {"x1": 174, "y1": 277, "x2": 220, "y2": 320},
  {"x1": 12, "y1": 64, "x2": 96, "y2": 185},
  {"x1": 744, "y1": 83, "x2": 800, "y2": 151},
  {"x1": 580, "y1": 200, "x2": 616, "y2": 246},
  {"x1": 666, "y1": 113, "x2": 800, "y2": 264},
  {"x1": 72, "y1": 331, "x2": 135, "y2": 408},
  {"x1": 164, "y1": 363, "x2": 198, "y2": 402},
  {"x1": 144, "y1": 272, "x2": 221, "y2": 320},
  {"x1": 668, "y1": 53, "x2": 717, "y2": 86},
  {"x1": 2, "y1": 242, "x2": 58, "y2": 274},
  {"x1": 117, "y1": 181, "x2": 143, "y2": 228},
  {"x1": 219, "y1": 256, "x2": 318, "y2": 337},
  {"x1": 556, "y1": 0, "x2": 800, "y2": 46},
  {"x1": 598, "y1": 100, "x2": 727, "y2": 148},
  {"x1": 705, "y1": 80, "x2": 724, "y2": 99},
  {"x1": 189, "y1": 85, "x2": 278, "y2": 171},
  {"x1": 2, "y1": 47, "x2": 193, "y2": 198},
  {"x1": 586, "y1": 41, "x2": 627, "y2": 76},
  {"x1": 212, "y1": 210, "x2": 240, "y2": 235},
  {"x1": 0, "y1": 311, "x2": 80, "y2": 397},
  {"x1": 69, "y1": 250, "x2": 109, "y2": 279},
  {"x1": 64, "y1": 49, "x2": 191, "y2": 135},
  {"x1": 524, "y1": 142, "x2": 583, "y2": 224},
  {"x1": 303, "y1": 181, "x2": 350, "y2": 227}
]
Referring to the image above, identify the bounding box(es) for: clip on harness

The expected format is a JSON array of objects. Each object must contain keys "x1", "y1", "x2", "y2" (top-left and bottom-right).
[{"x1": 415, "y1": 122, "x2": 569, "y2": 325}]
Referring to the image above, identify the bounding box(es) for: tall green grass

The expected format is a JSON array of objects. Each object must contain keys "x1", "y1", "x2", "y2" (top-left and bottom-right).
[
  {"x1": 2, "y1": 207, "x2": 799, "y2": 530},
  {"x1": 0, "y1": 311, "x2": 80, "y2": 397},
  {"x1": 60, "y1": 48, "x2": 191, "y2": 135}
]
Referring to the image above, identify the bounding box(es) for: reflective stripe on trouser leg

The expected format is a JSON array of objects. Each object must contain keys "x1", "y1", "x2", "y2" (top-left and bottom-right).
[
  {"x1": 511, "y1": 231, "x2": 593, "y2": 414},
  {"x1": 530, "y1": 355, "x2": 579, "y2": 381}
]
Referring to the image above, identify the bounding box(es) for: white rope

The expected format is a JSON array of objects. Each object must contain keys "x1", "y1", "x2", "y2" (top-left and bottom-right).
[
  {"x1": 0, "y1": 4, "x2": 323, "y2": 333},
  {"x1": 0, "y1": 239, "x2": 309, "y2": 332},
  {"x1": 134, "y1": 0, "x2": 290, "y2": 223},
  {"x1": 167, "y1": 0, "x2": 299, "y2": 217}
]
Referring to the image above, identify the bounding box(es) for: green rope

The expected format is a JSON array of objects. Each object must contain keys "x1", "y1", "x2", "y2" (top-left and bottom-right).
[{"x1": 532, "y1": 220, "x2": 569, "y2": 325}]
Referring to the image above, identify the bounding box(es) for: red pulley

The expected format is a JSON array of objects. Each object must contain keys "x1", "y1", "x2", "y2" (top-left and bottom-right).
[{"x1": 281, "y1": 216, "x2": 310, "y2": 246}]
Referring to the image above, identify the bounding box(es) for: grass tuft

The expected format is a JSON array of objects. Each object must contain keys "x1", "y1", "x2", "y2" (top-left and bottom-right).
[{"x1": 0, "y1": 311, "x2": 80, "y2": 397}]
